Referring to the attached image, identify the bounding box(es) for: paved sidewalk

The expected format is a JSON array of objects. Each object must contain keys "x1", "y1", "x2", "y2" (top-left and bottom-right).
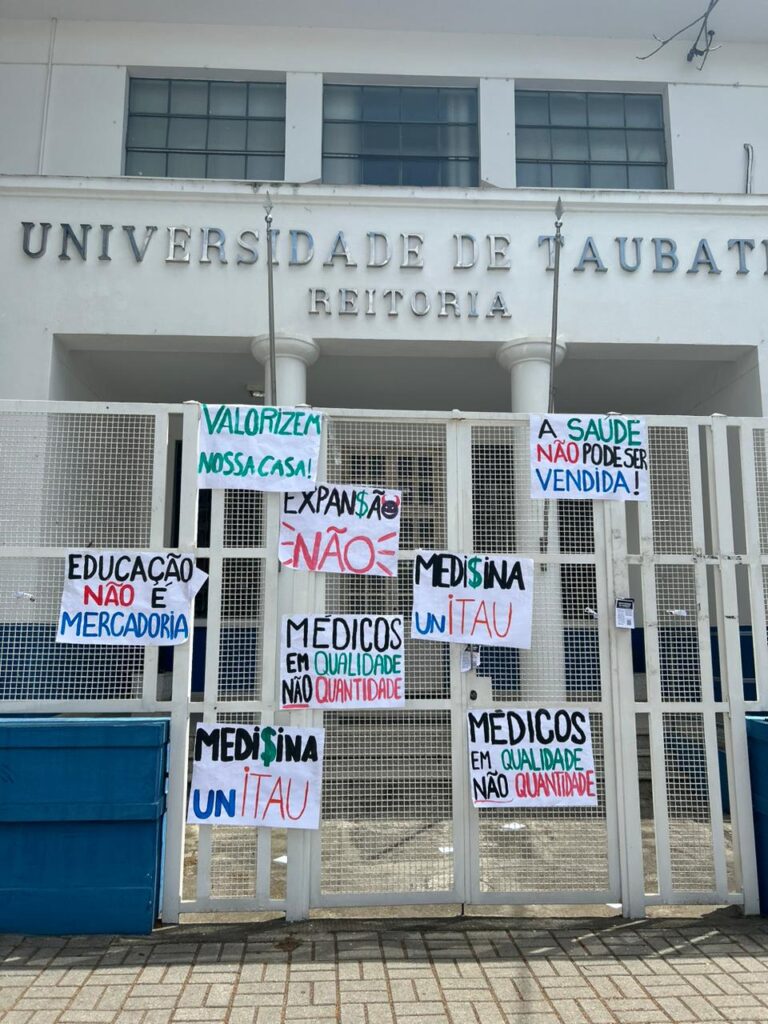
[{"x1": 2, "y1": 910, "x2": 768, "y2": 1024}]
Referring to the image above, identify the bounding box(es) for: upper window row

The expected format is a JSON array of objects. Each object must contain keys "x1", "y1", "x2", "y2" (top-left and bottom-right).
[
  {"x1": 125, "y1": 78, "x2": 667, "y2": 190},
  {"x1": 125, "y1": 78, "x2": 285, "y2": 181}
]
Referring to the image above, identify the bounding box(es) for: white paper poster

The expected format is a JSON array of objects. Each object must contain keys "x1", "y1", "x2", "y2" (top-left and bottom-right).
[
  {"x1": 411, "y1": 550, "x2": 534, "y2": 648},
  {"x1": 280, "y1": 614, "x2": 405, "y2": 710},
  {"x1": 187, "y1": 722, "x2": 325, "y2": 830},
  {"x1": 57, "y1": 551, "x2": 207, "y2": 646},
  {"x1": 197, "y1": 403, "x2": 322, "y2": 491},
  {"x1": 279, "y1": 484, "x2": 401, "y2": 577},
  {"x1": 467, "y1": 708, "x2": 597, "y2": 808},
  {"x1": 530, "y1": 413, "x2": 649, "y2": 501}
]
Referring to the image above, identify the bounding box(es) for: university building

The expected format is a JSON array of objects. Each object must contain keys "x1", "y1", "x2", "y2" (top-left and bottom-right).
[{"x1": 1, "y1": 1, "x2": 768, "y2": 922}]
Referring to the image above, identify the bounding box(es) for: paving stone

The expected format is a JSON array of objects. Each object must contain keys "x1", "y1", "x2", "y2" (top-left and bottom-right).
[
  {"x1": 144, "y1": 1011, "x2": 173, "y2": 1024},
  {"x1": 576, "y1": 997, "x2": 618, "y2": 1023},
  {"x1": 391, "y1": 1001, "x2": 448, "y2": 1018},
  {"x1": 364, "y1": 1006, "x2": 395, "y2": 1024},
  {"x1": 227, "y1": 1010, "x2": 257, "y2": 1024},
  {"x1": 311, "y1": 979, "x2": 337, "y2": 1004},
  {"x1": 0, "y1": 1012, "x2": 35, "y2": 1024},
  {"x1": 680, "y1": 994, "x2": 727, "y2": 1019},
  {"x1": 174, "y1": 1012, "x2": 229, "y2": 1023},
  {"x1": 4, "y1": 916, "x2": 768, "y2": 1024}
]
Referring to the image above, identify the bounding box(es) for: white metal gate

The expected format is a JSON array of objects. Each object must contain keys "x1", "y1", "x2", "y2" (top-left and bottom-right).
[{"x1": 0, "y1": 402, "x2": 762, "y2": 920}]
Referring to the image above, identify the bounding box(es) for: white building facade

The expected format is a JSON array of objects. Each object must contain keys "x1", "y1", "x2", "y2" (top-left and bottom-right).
[
  {"x1": 2, "y1": 2, "x2": 768, "y2": 922},
  {"x1": 1, "y1": 0, "x2": 767, "y2": 415}
]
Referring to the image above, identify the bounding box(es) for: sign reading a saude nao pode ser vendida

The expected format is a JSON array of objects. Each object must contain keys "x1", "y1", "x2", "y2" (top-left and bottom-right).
[
  {"x1": 187, "y1": 722, "x2": 324, "y2": 829},
  {"x1": 57, "y1": 551, "x2": 207, "y2": 646},
  {"x1": 531, "y1": 414, "x2": 649, "y2": 500},
  {"x1": 412, "y1": 550, "x2": 533, "y2": 648},
  {"x1": 197, "y1": 403, "x2": 323, "y2": 491}
]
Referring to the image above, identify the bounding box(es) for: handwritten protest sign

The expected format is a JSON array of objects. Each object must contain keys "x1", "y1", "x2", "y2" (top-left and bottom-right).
[
  {"x1": 280, "y1": 614, "x2": 405, "y2": 710},
  {"x1": 197, "y1": 403, "x2": 322, "y2": 491},
  {"x1": 412, "y1": 550, "x2": 533, "y2": 648},
  {"x1": 279, "y1": 484, "x2": 401, "y2": 577},
  {"x1": 467, "y1": 708, "x2": 597, "y2": 808},
  {"x1": 57, "y1": 551, "x2": 207, "y2": 646},
  {"x1": 187, "y1": 723, "x2": 324, "y2": 829},
  {"x1": 530, "y1": 414, "x2": 649, "y2": 501}
]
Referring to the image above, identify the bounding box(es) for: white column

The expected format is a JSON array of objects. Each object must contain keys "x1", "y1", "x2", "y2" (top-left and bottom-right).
[
  {"x1": 251, "y1": 332, "x2": 319, "y2": 406},
  {"x1": 497, "y1": 336, "x2": 568, "y2": 700},
  {"x1": 497, "y1": 336, "x2": 566, "y2": 413},
  {"x1": 250, "y1": 331, "x2": 319, "y2": 922},
  {"x1": 284, "y1": 72, "x2": 323, "y2": 184}
]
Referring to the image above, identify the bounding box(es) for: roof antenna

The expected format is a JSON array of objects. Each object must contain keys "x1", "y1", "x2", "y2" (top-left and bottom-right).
[{"x1": 638, "y1": 0, "x2": 722, "y2": 70}]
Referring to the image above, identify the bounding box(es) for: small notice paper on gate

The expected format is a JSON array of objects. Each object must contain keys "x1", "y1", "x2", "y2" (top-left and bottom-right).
[
  {"x1": 467, "y1": 708, "x2": 597, "y2": 808},
  {"x1": 197, "y1": 403, "x2": 322, "y2": 491},
  {"x1": 187, "y1": 722, "x2": 325, "y2": 830}
]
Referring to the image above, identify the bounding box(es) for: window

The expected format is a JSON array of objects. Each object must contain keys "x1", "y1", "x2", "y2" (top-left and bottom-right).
[
  {"x1": 516, "y1": 90, "x2": 667, "y2": 189},
  {"x1": 125, "y1": 78, "x2": 285, "y2": 180},
  {"x1": 323, "y1": 84, "x2": 478, "y2": 187}
]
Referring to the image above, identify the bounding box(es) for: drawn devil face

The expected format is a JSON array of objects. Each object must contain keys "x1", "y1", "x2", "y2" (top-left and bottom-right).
[{"x1": 381, "y1": 496, "x2": 401, "y2": 520}]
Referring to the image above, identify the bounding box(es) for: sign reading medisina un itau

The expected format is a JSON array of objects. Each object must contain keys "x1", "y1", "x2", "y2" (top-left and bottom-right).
[
  {"x1": 279, "y1": 484, "x2": 402, "y2": 577},
  {"x1": 530, "y1": 413, "x2": 649, "y2": 501},
  {"x1": 187, "y1": 722, "x2": 324, "y2": 830},
  {"x1": 412, "y1": 550, "x2": 534, "y2": 648},
  {"x1": 197, "y1": 403, "x2": 322, "y2": 490},
  {"x1": 57, "y1": 551, "x2": 207, "y2": 645}
]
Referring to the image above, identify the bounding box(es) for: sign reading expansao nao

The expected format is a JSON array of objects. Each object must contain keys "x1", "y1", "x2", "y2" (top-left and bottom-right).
[
  {"x1": 467, "y1": 708, "x2": 597, "y2": 808},
  {"x1": 411, "y1": 550, "x2": 533, "y2": 648},
  {"x1": 187, "y1": 723, "x2": 324, "y2": 829},
  {"x1": 197, "y1": 404, "x2": 322, "y2": 491},
  {"x1": 57, "y1": 551, "x2": 207, "y2": 645},
  {"x1": 279, "y1": 484, "x2": 402, "y2": 576},
  {"x1": 530, "y1": 414, "x2": 649, "y2": 500},
  {"x1": 280, "y1": 614, "x2": 405, "y2": 710}
]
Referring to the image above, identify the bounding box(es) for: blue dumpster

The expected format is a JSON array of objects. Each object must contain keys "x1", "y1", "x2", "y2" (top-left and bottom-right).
[
  {"x1": 0, "y1": 717, "x2": 169, "y2": 935},
  {"x1": 746, "y1": 717, "x2": 768, "y2": 915}
]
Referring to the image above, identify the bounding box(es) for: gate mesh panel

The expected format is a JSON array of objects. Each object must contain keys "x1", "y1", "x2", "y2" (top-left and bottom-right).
[
  {"x1": 217, "y1": 558, "x2": 264, "y2": 700},
  {"x1": 655, "y1": 565, "x2": 703, "y2": 702},
  {"x1": 662, "y1": 712, "x2": 716, "y2": 891},
  {"x1": 224, "y1": 491, "x2": 265, "y2": 548},
  {"x1": 320, "y1": 710, "x2": 453, "y2": 894},
  {"x1": 471, "y1": 424, "x2": 595, "y2": 556},
  {"x1": 477, "y1": 714, "x2": 609, "y2": 892},
  {"x1": 471, "y1": 425, "x2": 601, "y2": 703},
  {"x1": 0, "y1": 411, "x2": 155, "y2": 701},
  {"x1": 649, "y1": 426, "x2": 694, "y2": 555},
  {"x1": 0, "y1": 556, "x2": 144, "y2": 699},
  {"x1": 210, "y1": 711, "x2": 261, "y2": 899},
  {"x1": 325, "y1": 419, "x2": 447, "y2": 549},
  {"x1": 470, "y1": 422, "x2": 608, "y2": 894},
  {"x1": 479, "y1": 563, "x2": 601, "y2": 704},
  {"x1": 753, "y1": 429, "x2": 768, "y2": 553},
  {"x1": 325, "y1": 559, "x2": 449, "y2": 700},
  {"x1": 0, "y1": 412, "x2": 153, "y2": 547}
]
